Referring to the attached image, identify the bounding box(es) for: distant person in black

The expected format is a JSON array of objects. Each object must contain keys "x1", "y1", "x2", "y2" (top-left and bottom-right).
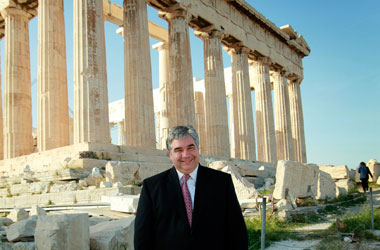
[{"x1": 358, "y1": 162, "x2": 373, "y2": 193}]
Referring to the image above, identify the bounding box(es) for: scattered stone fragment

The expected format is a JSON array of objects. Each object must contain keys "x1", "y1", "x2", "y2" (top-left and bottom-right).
[
  {"x1": 109, "y1": 195, "x2": 140, "y2": 213},
  {"x1": 90, "y1": 216, "x2": 135, "y2": 250},
  {"x1": 335, "y1": 179, "x2": 355, "y2": 193},
  {"x1": 100, "y1": 181, "x2": 112, "y2": 188},
  {"x1": 6, "y1": 217, "x2": 37, "y2": 242},
  {"x1": 113, "y1": 182, "x2": 123, "y2": 188},
  {"x1": 92, "y1": 167, "x2": 101, "y2": 176},
  {"x1": 275, "y1": 199, "x2": 293, "y2": 211},
  {"x1": 319, "y1": 165, "x2": 349, "y2": 180},
  {"x1": 0, "y1": 217, "x2": 14, "y2": 227},
  {"x1": 317, "y1": 170, "x2": 336, "y2": 200},
  {"x1": 8, "y1": 242, "x2": 35, "y2": 250},
  {"x1": 49, "y1": 181, "x2": 78, "y2": 193},
  {"x1": 29, "y1": 205, "x2": 47, "y2": 217},
  {"x1": 7, "y1": 208, "x2": 29, "y2": 222},
  {"x1": 273, "y1": 161, "x2": 319, "y2": 199},
  {"x1": 35, "y1": 213, "x2": 90, "y2": 250},
  {"x1": 209, "y1": 161, "x2": 259, "y2": 199}
]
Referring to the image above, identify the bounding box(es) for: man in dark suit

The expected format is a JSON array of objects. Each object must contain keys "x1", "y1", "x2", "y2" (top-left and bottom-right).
[{"x1": 134, "y1": 125, "x2": 248, "y2": 250}]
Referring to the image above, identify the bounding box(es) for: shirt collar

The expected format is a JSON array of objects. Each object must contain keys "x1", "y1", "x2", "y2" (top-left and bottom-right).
[{"x1": 176, "y1": 164, "x2": 199, "y2": 182}]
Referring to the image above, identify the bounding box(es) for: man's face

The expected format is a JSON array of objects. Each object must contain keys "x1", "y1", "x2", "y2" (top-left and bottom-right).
[{"x1": 169, "y1": 135, "x2": 200, "y2": 174}]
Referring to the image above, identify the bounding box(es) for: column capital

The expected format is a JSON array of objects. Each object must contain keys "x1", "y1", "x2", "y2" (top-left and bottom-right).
[
  {"x1": 194, "y1": 26, "x2": 224, "y2": 40},
  {"x1": 270, "y1": 68, "x2": 281, "y2": 79},
  {"x1": 1, "y1": 7, "x2": 30, "y2": 19},
  {"x1": 159, "y1": 5, "x2": 192, "y2": 23},
  {"x1": 288, "y1": 73, "x2": 303, "y2": 84},
  {"x1": 271, "y1": 67, "x2": 291, "y2": 78},
  {"x1": 225, "y1": 43, "x2": 250, "y2": 56},
  {"x1": 281, "y1": 70, "x2": 292, "y2": 78},
  {"x1": 152, "y1": 41, "x2": 169, "y2": 51},
  {"x1": 253, "y1": 56, "x2": 272, "y2": 66}
]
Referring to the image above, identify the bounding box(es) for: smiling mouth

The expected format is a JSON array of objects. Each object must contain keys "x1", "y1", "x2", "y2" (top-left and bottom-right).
[{"x1": 181, "y1": 158, "x2": 193, "y2": 164}]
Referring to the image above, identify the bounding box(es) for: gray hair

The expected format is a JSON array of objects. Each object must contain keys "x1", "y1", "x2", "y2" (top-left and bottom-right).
[{"x1": 166, "y1": 125, "x2": 199, "y2": 151}]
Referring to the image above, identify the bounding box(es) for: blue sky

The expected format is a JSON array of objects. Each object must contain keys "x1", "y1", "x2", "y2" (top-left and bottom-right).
[{"x1": 1, "y1": 0, "x2": 379, "y2": 169}]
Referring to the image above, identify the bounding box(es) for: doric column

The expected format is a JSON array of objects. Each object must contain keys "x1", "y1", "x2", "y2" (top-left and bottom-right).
[
  {"x1": 73, "y1": 0, "x2": 110, "y2": 144},
  {"x1": 0, "y1": 58, "x2": 3, "y2": 159},
  {"x1": 124, "y1": 0, "x2": 155, "y2": 148},
  {"x1": 153, "y1": 42, "x2": 170, "y2": 149},
  {"x1": 117, "y1": 121, "x2": 125, "y2": 146},
  {"x1": 288, "y1": 78, "x2": 307, "y2": 163},
  {"x1": 252, "y1": 57, "x2": 277, "y2": 163},
  {"x1": 194, "y1": 91, "x2": 207, "y2": 154},
  {"x1": 37, "y1": 0, "x2": 69, "y2": 151},
  {"x1": 227, "y1": 93, "x2": 235, "y2": 157},
  {"x1": 1, "y1": 8, "x2": 33, "y2": 159},
  {"x1": 160, "y1": 8, "x2": 195, "y2": 128},
  {"x1": 228, "y1": 47, "x2": 256, "y2": 160},
  {"x1": 272, "y1": 69, "x2": 294, "y2": 161},
  {"x1": 196, "y1": 30, "x2": 230, "y2": 157}
]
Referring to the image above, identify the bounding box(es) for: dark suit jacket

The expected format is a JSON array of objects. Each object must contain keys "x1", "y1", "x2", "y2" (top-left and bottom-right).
[{"x1": 134, "y1": 165, "x2": 248, "y2": 250}]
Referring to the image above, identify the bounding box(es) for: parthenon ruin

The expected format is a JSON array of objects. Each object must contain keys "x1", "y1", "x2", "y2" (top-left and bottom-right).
[{"x1": 0, "y1": 0, "x2": 310, "y2": 175}]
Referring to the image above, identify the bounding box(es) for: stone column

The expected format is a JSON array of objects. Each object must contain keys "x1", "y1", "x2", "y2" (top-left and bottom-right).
[
  {"x1": 228, "y1": 47, "x2": 256, "y2": 160},
  {"x1": 227, "y1": 94, "x2": 235, "y2": 157},
  {"x1": 117, "y1": 121, "x2": 125, "y2": 146},
  {"x1": 73, "y1": 0, "x2": 110, "y2": 144},
  {"x1": 0, "y1": 59, "x2": 3, "y2": 159},
  {"x1": 252, "y1": 57, "x2": 277, "y2": 163},
  {"x1": 1, "y1": 8, "x2": 33, "y2": 159},
  {"x1": 288, "y1": 78, "x2": 307, "y2": 163},
  {"x1": 37, "y1": 0, "x2": 69, "y2": 151},
  {"x1": 272, "y1": 69, "x2": 294, "y2": 161},
  {"x1": 160, "y1": 8, "x2": 195, "y2": 128},
  {"x1": 197, "y1": 30, "x2": 230, "y2": 157},
  {"x1": 153, "y1": 42, "x2": 170, "y2": 149},
  {"x1": 194, "y1": 91, "x2": 207, "y2": 154},
  {"x1": 124, "y1": 0, "x2": 155, "y2": 148}
]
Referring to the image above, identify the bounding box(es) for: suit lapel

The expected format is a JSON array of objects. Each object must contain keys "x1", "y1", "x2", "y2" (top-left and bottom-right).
[
  {"x1": 168, "y1": 167, "x2": 191, "y2": 228},
  {"x1": 192, "y1": 165, "x2": 207, "y2": 229}
]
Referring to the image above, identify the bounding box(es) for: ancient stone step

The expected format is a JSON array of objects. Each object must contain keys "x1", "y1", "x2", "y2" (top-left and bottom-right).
[{"x1": 0, "y1": 186, "x2": 141, "y2": 209}]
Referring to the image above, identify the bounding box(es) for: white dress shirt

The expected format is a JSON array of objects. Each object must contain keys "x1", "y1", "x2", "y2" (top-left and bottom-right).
[{"x1": 176, "y1": 165, "x2": 199, "y2": 210}]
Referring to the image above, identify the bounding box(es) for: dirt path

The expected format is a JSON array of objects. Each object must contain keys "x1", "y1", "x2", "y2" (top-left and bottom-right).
[{"x1": 267, "y1": 188, "x2": 380, "y2": 250}]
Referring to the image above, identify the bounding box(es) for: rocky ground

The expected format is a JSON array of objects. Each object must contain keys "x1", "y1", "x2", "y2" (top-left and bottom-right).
[{"x1": 266, "y1": 188, "x2": 380, "y2": 250}]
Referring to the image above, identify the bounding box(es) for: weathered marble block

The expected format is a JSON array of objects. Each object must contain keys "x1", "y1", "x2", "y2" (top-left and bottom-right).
[
  {"x1": 105, "y1": 161, "x2": 170, "y2": 185},
  {"x1": 90, "y1": 216, "x2": 135, "y2": 250},
  {"x1": 209, "y1": 161, "x2": 259, "y2": 199},
  {"x1": 367, "y1": 159, "x2": 380, "y2": 182},
  {"x1": 319, "y1": 165, "x2": 349, "y2": 180},
  {"x1": 273, "y1": 160, "x2": 318, "y2": 199},
  {"x1": 335, "y1": 179, "x2": 355, "y2": 192},
  {"x1": 35, "y1": 213, "x2": 89, "y2": 250},
  {"x1": 107, "y1": 195, "x2": 140, "y2": 213},
  {"x1": 7, "y1": 208, "x2": 29, "y2": 222},
  {"x1": 317, "y1": 170, "x2": 336, "y2": 200},
  {"x1": 6, "y1": 217, "x2": 36, "y2": 242}
]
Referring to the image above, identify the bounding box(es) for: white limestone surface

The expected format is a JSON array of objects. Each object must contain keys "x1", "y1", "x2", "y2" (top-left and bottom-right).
[
  {"x1": 273, "y1": 160, "x2": 318, "y2": 199},
  {"x1": 317, "y1": 171, "x2": 336, "y2": 200},
  {"x1": 108, "y1": 195, "x2": 140, "y2": 213},
  {"x1": 209, "y1": 161, "x2": 259, "y2": 199},
  {"x1": 7, "y1": 208, "x2": 29, "y2": 222},
  {"x1": 6, "y1": 217, "x2": 36, "y2": 242},
  {"x1": 29, "y1": 205, "x2": 46, "y2": 217},
  {"x1": 90, "y1": 216, "x2": 135, "y2": 250},
  {"x1": 335, "y1": 179, "x2": 355, "y2": 193},
  {"x1": 319, "y1": 165, "x2": 350, "y2": 180},
  {"x1": 35, "y1": 213, "x2": 89, "y2": 250}
]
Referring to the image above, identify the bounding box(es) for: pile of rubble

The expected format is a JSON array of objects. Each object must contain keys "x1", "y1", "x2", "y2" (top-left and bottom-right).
[
  {"x1": 0, "y1": 206, "x2": 135, "y2": 250},
  {"x1": 272, "y1": 161, "x2": 360, "y2": 219}
]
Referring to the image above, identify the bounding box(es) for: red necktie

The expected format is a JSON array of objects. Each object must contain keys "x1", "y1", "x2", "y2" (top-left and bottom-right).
[{"x1": 181, "y1": 174, "x2": 192, "y2": 227}]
